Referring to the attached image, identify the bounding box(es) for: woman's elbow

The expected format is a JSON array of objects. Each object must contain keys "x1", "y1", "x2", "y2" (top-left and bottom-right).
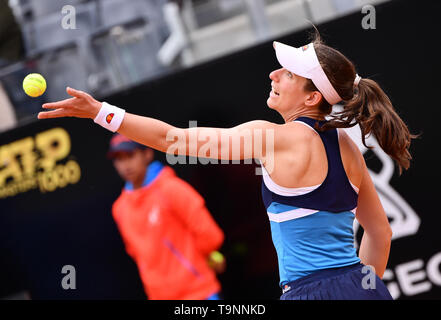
[
  {"x1": 364, "y1": 221, "x2": 393, "y2": 242},
  {"x1": 378, "y1": 223, "x2": 393, "y2": 242},
  {"x1": 386, "y1": 224, "x2": 393, "y2": 240},
  {"x1": 380, "y1": 224, "x2": 393, "y2": 245},
  {"x1": 380, "y1": 219, "x2": 393, "y2": 240}
]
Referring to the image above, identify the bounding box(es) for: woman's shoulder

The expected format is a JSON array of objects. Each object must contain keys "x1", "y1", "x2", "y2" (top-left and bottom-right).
[
  {"x1": 338, "y1": 129, "x2": 365, "y2": 163},
  {"x1": 275, "y1": 121, "x2": 321, "y2": 147},
  {"x1": 337, "y1": 128, "x2": 365, "y2": 188}
]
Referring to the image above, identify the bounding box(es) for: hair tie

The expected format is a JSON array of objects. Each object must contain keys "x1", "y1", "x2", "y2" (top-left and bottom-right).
[{"x1": 354, "y1": 74, "x2": 362, "y2": 87}]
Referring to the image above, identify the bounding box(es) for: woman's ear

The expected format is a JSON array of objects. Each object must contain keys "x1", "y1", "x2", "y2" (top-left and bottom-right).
[{"x1": 305, "y1": 91, "x2": 323, "y2": 107}]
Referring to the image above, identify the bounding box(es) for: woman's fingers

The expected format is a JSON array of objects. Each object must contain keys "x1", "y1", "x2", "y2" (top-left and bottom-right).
[
  {"x1": 42, "y1": 98, "x2": 74, "y2": 110},
  {"x1": 37, "y1": 108, "x2": 69, "y2": 119},
  {"x1": 39, "y1": 88, "x2": 101, "y2": 120},
  {"x1": 66, "y1": 87, "x2": 89, "y2": 99}
]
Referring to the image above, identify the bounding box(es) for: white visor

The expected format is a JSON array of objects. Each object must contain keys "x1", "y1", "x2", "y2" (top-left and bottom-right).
[{"x1": 273, "y1": 41, "x2": 342, "y2": 105}]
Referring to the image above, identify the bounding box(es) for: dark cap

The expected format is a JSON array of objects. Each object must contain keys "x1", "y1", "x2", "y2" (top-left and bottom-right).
[{"x1": 107, "y1": 133, "x2": 147, "y2": 159}]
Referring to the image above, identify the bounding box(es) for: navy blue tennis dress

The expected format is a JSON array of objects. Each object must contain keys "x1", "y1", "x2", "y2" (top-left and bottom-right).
[{"x1": 261, "y1": 117, "x2": 392, "y2": 300}]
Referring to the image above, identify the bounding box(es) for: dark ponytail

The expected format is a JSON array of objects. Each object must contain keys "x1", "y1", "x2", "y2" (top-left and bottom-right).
[
  {"x1": 304, "y1": 36, "x2": 417, "y2": 174},
  {"x1": 327, "y1": 77, "x2": 415, "y2": 174}
]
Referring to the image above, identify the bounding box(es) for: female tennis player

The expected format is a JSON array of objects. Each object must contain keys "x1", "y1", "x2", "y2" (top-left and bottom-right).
[{"x1": 38, "y1": 35, "x2": 415, "y2": 300}]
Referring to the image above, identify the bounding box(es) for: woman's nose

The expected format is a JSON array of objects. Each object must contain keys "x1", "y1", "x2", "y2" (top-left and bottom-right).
[{"x1": 269, "y1": 68, "x2": 281, "y2": 81}]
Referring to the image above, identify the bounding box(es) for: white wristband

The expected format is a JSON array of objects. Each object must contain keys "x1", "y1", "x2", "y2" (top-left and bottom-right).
[{"x1": 93, "y1": 102, "x2": 126, "y2": 132}]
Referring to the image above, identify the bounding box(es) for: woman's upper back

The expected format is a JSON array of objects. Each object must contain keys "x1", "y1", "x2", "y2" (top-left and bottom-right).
[{"x1": 266, "y1": 117, "x2": 364, "y2": 193}]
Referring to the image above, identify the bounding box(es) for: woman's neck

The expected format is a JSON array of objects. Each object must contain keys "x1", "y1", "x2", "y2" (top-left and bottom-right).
[{"x1": 282, "y1": 108, "x2": 325, "y2": 123}]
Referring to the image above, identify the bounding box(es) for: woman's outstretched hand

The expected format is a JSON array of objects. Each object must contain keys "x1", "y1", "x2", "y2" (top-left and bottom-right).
[{"x1": 38, "y1": 87, "x2": 102, "y2": 120}]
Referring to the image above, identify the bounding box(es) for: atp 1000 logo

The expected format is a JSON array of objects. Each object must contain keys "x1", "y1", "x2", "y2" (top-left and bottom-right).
[{"x1": 0, "y1": 127, "x2": 81, "y2": 198}]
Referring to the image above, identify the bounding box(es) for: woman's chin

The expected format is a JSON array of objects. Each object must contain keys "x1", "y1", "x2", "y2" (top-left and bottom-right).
[{"x1": 266, "y1": 99, "x2": 277, "y2": 110}]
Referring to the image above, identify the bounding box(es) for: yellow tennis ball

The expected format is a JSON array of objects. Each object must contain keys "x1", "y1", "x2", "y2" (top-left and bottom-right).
[
  {"x1": 210, "y1": 251, "x2": 224, "y2": 263},
  {"x1": 23, "y1": 73, "x2": 47, "y2": 97}
]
